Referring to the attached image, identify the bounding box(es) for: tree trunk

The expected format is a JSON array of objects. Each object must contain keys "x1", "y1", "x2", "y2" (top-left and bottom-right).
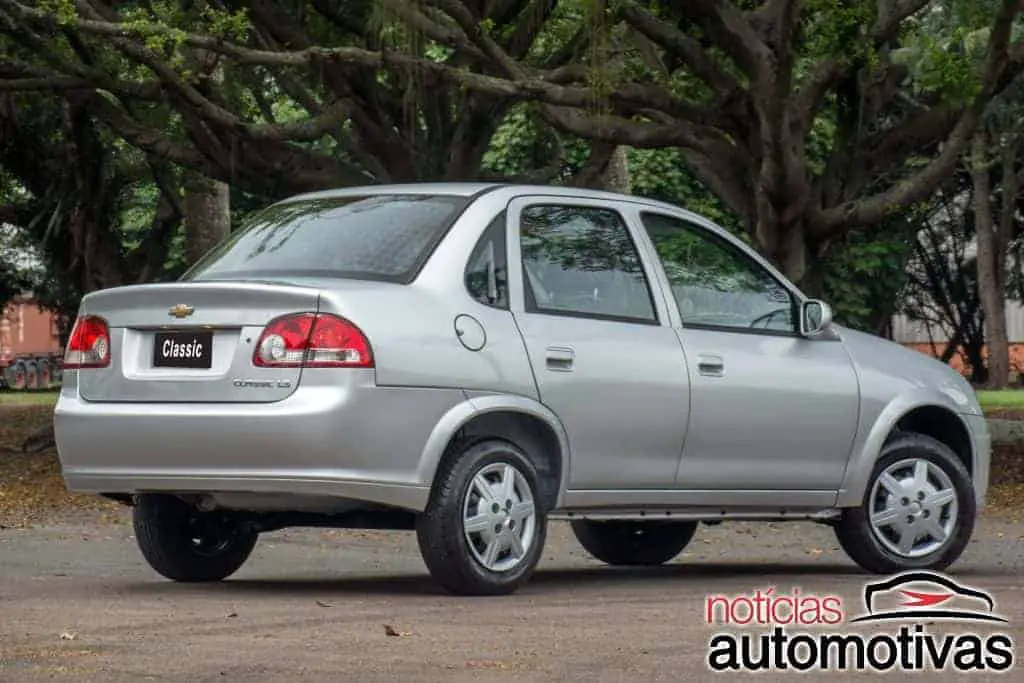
[
  {"x1": 970, "y1": 131, "x2": 1010, "y2": 389},
  {"x1": 601, "y1": 146, "x2": 630, "y2": 193},
  {"x1": 183, "y1": 171, "x2": 231, "y2": 266}
]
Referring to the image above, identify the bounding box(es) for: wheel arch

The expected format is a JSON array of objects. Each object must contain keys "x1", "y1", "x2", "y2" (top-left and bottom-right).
[
  {"x1": 837, "y1": 392, "x2": 976, "y2": 508},
  {"x1": 416, "y1": 393, "x2": 570, "y2": 510}
]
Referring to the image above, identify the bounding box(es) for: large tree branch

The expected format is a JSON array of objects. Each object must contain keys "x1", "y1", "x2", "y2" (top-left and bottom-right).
[
  {"x1": 855, "y1": 107, "x2": 961, "y2": 182},
  {"x1": 680, "y1": 147, "x2": 755, "y2": 221},
  {"x1": 812, "y1": 0, "x2": 1024, "y2": 234},
  {"x1": 377, "y1": 0, "x2": 486, "y2": 60},
  {"x1": 82, "y1": 90, "x2": 369, "y2": 193},
  {"x1": 242, "y1": 5, "x2": 412, "y2": 178},
  {"x1": 503, "y1": 0, "x2": 558, "y2": 61},
  {"x1": 792, "y1": 0, "x2": 931, "y2": 132},
  {"x1": 617, "y1": 1, "x2": 740, "y2": 95},
  {"x1": 14, "y1": 3, "x2": 718, "y2": 127},
  {"x1": 677, "y1": 0, "x2": 772, "y2": 82},
  {"x1": 427, "y1": 0, "x2": 526, "y2": 78}
]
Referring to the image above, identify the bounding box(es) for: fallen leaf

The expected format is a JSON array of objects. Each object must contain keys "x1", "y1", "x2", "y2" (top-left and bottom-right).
[
  {"x1": 808, "y1": 548, "x2": 824, "y2": 555},
  {"x1": 383, "y1": 624, "x2": 412, "y2": 637},
  {"x1": 315, "y1": 600, "x2": 333, "y2": 608},
  {"x1": 465, "y1": 660, "x2": 511, "y2": 670}
]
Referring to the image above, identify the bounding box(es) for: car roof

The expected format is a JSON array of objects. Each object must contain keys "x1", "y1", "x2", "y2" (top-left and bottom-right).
[{"x1": 279, "y1": 182, "x2": 685, "y2": 213}]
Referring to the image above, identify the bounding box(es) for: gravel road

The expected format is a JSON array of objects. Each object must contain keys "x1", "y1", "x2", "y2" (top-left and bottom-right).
[{"x1": 2, "y1": 510, "x2": 1023, "y2": 682}]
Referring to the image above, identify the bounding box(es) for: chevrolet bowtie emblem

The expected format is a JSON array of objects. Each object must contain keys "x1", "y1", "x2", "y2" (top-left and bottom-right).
[{"x1": 168, "y1": 304, "x2": 195, "y2": 319}]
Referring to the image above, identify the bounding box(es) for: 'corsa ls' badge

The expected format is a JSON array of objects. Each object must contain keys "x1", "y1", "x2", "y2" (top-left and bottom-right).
[{"x1": 233, "y1": 379, "x2": 292, "y2": 389}]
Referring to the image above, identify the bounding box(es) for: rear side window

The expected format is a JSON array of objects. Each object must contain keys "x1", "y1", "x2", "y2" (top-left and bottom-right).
[
  {"x1": 183, "y1": 195, "x2": 469, "y2": 284},
  {"x1": 465, "y1": 212, "x2": 509, "y2": 309},
  {"x1": 519, "y1": 205, "x2": 657, "y2": 324}
]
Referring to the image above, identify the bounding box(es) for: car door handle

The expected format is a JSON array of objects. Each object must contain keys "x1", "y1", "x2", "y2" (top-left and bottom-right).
[
  {"x1": 697, "y1": 355, "x2": 724, "y2": 377},
  {"x1": 545, "y1": 346, "x2": 575, "y2": 372}
]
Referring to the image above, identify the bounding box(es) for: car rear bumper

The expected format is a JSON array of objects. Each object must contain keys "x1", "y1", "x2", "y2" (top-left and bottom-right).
[{"x1": 54, "y1": 371, "x2": 467, "y2": 512}]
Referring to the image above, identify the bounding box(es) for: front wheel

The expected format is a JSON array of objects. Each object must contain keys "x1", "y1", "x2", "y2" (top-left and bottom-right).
[
  {"x1": 133, "y1": 494, "x2": 258, "y2": 582},
  {"x1": 834, "y1": 433, "x2": 975, "y2": 574},
  {"x1": 571, "y1": 520, "x2": 698, "y2": 566},
  {"x1": 417, "y1": 439, "x2": 548, "y2": 595}
]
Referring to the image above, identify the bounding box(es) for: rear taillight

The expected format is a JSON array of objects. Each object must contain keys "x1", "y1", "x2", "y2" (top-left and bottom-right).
[
  {"x1": 64, "y1": 315, "x2": 111, "y2": 369},
  {"x1": 253, "y1": 313, "x2": 373, "y2": 368}
]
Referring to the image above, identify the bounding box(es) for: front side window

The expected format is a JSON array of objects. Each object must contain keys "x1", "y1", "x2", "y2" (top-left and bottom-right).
[
  {"x1": 640, "y1": 212, "x2": 796, "y2": 333},
  {"x1": 184, "y1": 194, "x2": 469, "y2": 284},
  {"x1": 519, "y1": 205, "x2": 656, "y2": 324}
]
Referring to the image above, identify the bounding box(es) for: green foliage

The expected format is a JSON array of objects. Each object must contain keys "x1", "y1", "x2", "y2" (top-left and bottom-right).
[
  {"x1": 627, "y1": 148, "x2": 743, "y2": 237},
  {"x1": 800, "y1": 0, "x2": 877, "y2": 64},
  {"x1": 35, "y1": 0, "x2": 76, "y2": 24},
  {"x1": 820, "y1": 226, "x2": 916, "y2": 331}
]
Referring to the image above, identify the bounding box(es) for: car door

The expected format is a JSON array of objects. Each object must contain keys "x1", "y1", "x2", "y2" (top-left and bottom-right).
[
  {"x1": 507, "y1": 196, "x2": 690, "y2": 490},
  {"x1": 634, "y1": 210, "x2": 860, "y2": 493}
]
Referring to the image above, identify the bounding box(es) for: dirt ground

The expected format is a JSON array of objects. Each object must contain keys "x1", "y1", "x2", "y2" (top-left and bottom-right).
[
  {"x1": 2, "y1": 404, "x2": 1024, "y2": 681},
  {"x1": 2, "y1": 516, "x2": 1024, "y2": 682}
]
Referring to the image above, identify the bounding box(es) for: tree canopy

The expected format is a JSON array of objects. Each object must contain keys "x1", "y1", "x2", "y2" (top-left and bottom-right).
[{"x1": 2, "y1": 0, "x2": 1022, "y2": 286}]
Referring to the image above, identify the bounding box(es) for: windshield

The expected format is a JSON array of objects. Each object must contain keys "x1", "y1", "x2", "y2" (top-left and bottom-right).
[{"x1": 183, "y1": 194, "x2": 470, "y2": 284}]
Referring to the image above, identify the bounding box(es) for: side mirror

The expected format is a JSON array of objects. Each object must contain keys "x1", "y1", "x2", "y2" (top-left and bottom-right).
[{"x1": 800, "y1": 299, "x2": 833, "y2": 337}]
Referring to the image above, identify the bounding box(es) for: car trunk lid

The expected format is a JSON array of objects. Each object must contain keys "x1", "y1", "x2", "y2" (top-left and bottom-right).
[{"x1": 76, "y1": 281, "x2": 321, "y2": 403}]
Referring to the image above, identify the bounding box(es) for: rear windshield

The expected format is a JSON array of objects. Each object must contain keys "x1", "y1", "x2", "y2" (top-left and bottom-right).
[{"x1": 183, "y1": 194, "x2": 469, "y2": 284}]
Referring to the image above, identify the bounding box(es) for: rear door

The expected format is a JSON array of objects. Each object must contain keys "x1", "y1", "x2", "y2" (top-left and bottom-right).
[
  {"x1": 77, "y1": 282, "x2": 320, "y2": 403},
  {"x1": 508, "y1": 196, "x2": 690, "y2": 490}
]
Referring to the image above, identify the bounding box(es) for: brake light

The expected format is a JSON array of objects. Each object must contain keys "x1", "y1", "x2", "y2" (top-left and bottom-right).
[
  {"x1": 64, "y1": 315, "x2": 111, "y2": 369},
  {"x1": 253, "y1": 313, "x2": 373, "y2": 368}
]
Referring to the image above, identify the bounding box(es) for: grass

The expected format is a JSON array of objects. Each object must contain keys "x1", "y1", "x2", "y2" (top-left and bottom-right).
[
  {"x1": 0, "y1": 391, "x2": 58, "y2": 406},
  {"x1": 976, "y1": 389, "x2": 1024, "y2": 411}
]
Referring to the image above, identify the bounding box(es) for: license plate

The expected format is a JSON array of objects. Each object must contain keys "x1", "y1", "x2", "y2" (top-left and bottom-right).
[{"x1": 153, "y1": 331, "x2": 213, "y2": 369}]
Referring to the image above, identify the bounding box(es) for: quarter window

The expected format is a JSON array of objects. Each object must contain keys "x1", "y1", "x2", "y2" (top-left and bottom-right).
[
  {"x1": 519, "y1": 205, "x2": 657, "y2": 324},
  {"x1": 465, "y1": 212, "x2": 509, "y2": 309},
  {"x1": 640, "y1": 212, "x2": 796, "y2": 333}
]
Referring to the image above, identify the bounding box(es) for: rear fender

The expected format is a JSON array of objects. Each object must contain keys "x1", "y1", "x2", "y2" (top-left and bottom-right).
[{"x1": 416, "y1": 393, "x2": 571, "y2": 508}]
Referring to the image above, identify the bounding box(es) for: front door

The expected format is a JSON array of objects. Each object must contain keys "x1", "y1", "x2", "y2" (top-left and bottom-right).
[
  {"x1": 507, "y1": 197, "x2": 690, "y2": 490},
  {"x1": 636, "y1": 211, "x2": 860, "y2": 492}
]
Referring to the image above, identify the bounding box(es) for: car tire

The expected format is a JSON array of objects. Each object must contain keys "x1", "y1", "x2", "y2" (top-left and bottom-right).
[
  {"x1": 417, "y1": 439, "x2": 548, "y2": 596},
  {"x1": 571, "y1": 519, "x2": 698, "y2": 566},
  {"x1": 834, "y1": 432, "x2": 975, "y2": 574},
  {"x1": 133, "y1": 494, "x2": 258, "y2": 582}
]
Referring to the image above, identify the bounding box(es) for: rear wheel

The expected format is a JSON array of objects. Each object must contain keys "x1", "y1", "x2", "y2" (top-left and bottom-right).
[
  {"x1": 417, "y1": 439, "x2": 548, "y2": 595},
  {"x1": 834, "y1": 433, "x2": 975, "y2": 574},
  {"x1": 571, "y1": 520, "x2": 698, "y2": 566},
  {"x1": 133, "y1": 494, "x2": 258, "y2": 582}
]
